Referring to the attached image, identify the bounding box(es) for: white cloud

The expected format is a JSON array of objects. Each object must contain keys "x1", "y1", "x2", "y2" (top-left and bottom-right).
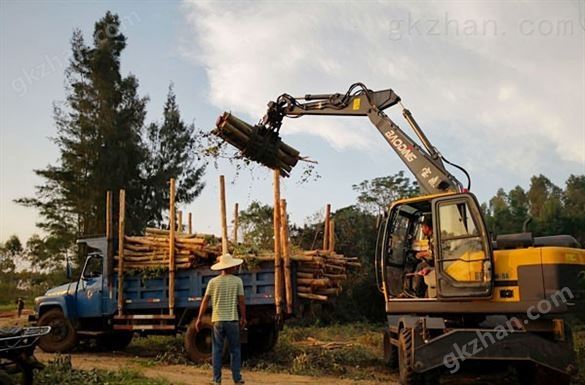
[{"x1": 181, "y1": 1, "x2": 584, "y2": 170}]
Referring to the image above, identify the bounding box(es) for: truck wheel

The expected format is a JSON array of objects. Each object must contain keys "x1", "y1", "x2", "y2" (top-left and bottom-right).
[
  {"x1": 97, "y1": 332, "x2": 134, "y2": 351},
  {"x1": 247, "y1": 324, "x2": 279, "y2": 354},
  {"x1": 184, "y1": 316, "x2": 213, "y2": 362},
  {"x1": 37, "y1": 309, "x2": 78, "y2": 353},
  {"x1": 383, "y1": 330, "x2": 398, "y2": 369}
]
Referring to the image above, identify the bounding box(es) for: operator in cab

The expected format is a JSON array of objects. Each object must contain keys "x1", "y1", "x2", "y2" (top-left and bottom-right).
[{"x1": 412, "y1": 216, "x2": 434, "y2": 297}]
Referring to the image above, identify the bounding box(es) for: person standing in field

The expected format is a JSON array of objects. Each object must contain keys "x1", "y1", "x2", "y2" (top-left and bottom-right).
[
  {"x1": 195, "y1": 254, "x2": 247, "y2": 385},
  {"x1": 16, "y1": 297, "x2": 25, "y2": 318}
]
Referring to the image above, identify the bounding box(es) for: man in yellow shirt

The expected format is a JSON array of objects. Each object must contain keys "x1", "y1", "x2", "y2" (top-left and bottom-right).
[{"x1": 195, "y1": 254, "x2": 247, "y2": 385}]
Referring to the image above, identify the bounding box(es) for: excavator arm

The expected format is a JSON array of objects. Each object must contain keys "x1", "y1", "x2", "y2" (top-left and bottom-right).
[{"x1": 260, "y1": 82, "x2": 465, "y2": 195}]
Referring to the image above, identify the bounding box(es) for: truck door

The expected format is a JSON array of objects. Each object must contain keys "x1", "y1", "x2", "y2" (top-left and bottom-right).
[
  {"x1": 433, "y1": 193, "x2": 493, "y2": 298},
  {"x1": 75, "y1": 254, "x2": 104, "y2": 318}
]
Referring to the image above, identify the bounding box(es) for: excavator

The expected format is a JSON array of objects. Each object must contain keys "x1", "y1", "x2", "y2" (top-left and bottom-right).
[{"x1": 244, "y1": 83, "x2": 585, "y2": 385}]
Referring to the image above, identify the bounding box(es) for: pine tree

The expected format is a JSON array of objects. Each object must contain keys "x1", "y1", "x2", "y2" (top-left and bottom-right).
[
  {"x1": 17, "y1": 12, "x2": 149, "y2": 265},
  {"x1": 144, "y1": 85, "x2": 206, "y2": 226}
]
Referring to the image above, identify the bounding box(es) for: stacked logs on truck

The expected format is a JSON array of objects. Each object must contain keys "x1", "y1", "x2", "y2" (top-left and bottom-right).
[
  {"x1": 214, "y1": 112, "x2": 302, "y2": 177},
  {"x1": 294, "y1": 249, "x2": 361, "y2": 302},
  {"x1": 114, "y1": 227, "x2": 222, "y2": 270}
]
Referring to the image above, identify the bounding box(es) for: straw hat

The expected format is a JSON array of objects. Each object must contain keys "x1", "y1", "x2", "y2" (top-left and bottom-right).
[{"x1": 211, "y1": 253, "x2": 244, "y2": 271}]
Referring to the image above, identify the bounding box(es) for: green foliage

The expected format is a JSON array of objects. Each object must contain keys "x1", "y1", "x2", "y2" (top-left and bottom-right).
[
  {"x1": 0, "y1": 235, "x2": 68, "y2": 305},
  {"x1": 24, "y1": 234, "x2": 69, "y2": 272},
  {"x1": 238, "y1": 201, "x2": 275, "y2": 251},
  {"x1": 16, "y1": 12, "x2": 206, "y2": 268},
  {"x1": 484, "y1": 174, "x2": 585, "y2": 245},
  {"x1": 352, "y1": 171, "x2": 419, "y2": 214},
  {"x1": 484, "y1": 187, "x2": 529, "y2": 235},
  {"x1": 16, "y1": 12, "x2": 148, "y2": 266},
  {"x1": 245, "y1": 323, "x2": 389, "y2": 381},
  {"x1": 291, "y1": 205, "x2": 385, "y2": 322},
  {"x1": 563, "y1": 175, "x2": 585, "y2": 245},
  {"x1": 0, "y1": 235, "x2": 21, "y2": 273},
  {"x1": 143, "y1": 85, "x2": 206, "y2": 227},
  {"x1": 0, "y1": 270, "x2": 68, "y2": 305},
  {"x1": 35, "y1": 355, "x2": 171, "y2": 385},
  {"x1": 126, "y1": 267, "x2": 168, "y2": 281}
]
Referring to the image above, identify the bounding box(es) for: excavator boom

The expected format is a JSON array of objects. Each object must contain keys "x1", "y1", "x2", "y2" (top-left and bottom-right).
[{"x1": 260, "y1": 83, "x2": 464, "y2": 194}]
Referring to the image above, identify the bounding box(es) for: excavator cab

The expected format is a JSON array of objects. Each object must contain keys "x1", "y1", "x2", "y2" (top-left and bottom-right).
[{"x1": 378, "y1": 192, "x2": 494, "y2": 301}]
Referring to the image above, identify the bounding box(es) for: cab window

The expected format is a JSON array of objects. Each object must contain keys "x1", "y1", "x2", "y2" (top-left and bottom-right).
[
  {"x1": 436, "y1": 199, "x2": 491, "y2": 294},
  {"x1": 83, "y1": 255, "x2": 103, "y2": 279}
]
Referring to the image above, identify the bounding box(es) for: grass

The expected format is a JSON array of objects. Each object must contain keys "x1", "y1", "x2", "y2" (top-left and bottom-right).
[
  {"x1": 34, "y1": 355, "x2": 172, "y2": 385},
  {"x1": 243, "y1": 322, "x2": 389, "y2": 381},
  {"x1": 0, "y1": 302, "x2": 18, "y2": 312},
  {"x1": 127, "y1": 322, "x2": 389, "y2": 381}
]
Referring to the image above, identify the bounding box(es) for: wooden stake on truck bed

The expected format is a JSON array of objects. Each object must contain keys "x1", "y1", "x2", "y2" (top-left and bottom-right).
[
  {"x1": 219, "y1": 175, "x2": 228, "y2": 255},
  {"x1": 323, "y1": 204, "x2": 331, "y2": 251},
  {"x1": 106, "y1": 191, "x2": 113, "y2": 299},
  {"x1": 329, "y1": 219, "x2": 336, "y2": 252},
  {"x1": 169, "y1": 178, "x2": 176, "y2": 317},
  {"x1": 233, "y1": 203, "x2": 239, "y2": 244},
  {"x1": 281, "y1": 199, "x2": 293, "y2": 314},
  {"x1": 188, "y1": 212, "x2": 193, "y2": 234},
  {"x1": 273, "y1": 170, "x2": 283, "y2": 317},
  {"x1": 178, "y1": 210, "x2": 183, "y2": 234},
  {"x1": 117, "y1": 189, "x2": 126, "y2": 316}
]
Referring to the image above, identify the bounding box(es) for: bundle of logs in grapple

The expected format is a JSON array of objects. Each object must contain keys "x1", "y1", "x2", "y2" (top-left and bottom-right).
[
  {"x1": 115, "y1": 228, "x2": 222, "y2": 270},
  {"x1": 293, "y1": 249, "x2": 361, "y2": 302},
  {"x1": 214, "y1": 112, "x2": 302, "y2": 177}
]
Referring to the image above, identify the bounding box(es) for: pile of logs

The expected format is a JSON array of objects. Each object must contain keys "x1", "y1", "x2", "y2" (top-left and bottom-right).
[
  {"x1": 214, "y1": 112, "x2": 302, "y2": 177},
  {"x1": 115, "y1": 228, "x2": 222, "y2": 270},
  {"x1": 294, "y1": 249, "x2": 361, "y2": 302}
]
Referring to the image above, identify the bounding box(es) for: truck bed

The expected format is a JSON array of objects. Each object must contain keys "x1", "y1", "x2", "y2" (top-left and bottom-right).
[{"x1": 110, "y1": 262, "x2": 276, "y2": 313}]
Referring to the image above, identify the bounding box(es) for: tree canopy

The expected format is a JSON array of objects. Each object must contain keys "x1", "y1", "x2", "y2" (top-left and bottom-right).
[{"x1": 17, "y1": 12, "x2": 206, "y2": 267}]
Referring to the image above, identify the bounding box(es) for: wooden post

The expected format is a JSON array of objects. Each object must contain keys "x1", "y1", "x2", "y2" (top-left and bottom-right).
[
  {"x1": 233, "y1": 203, "x2": 239, "y2": 244},
  {"x1": 273, "y1": 170, "x2": 283, "y2": 317},
  {"x1": 329, "y1": 219, "x2": 336, "y2": 252},
  {"x1": 178, "y1": 210, "x2": 183, "y2": 233},
  {"x1": 117, "y1": 189, "x2": 126, "y2": 316},
  {"x1": 323, "y1": 204, "x2": 331, "y2": 251},
  {"x1": 106, "y1": 191, "x2": 113, "y2": 299},
  {"x1": 280, "y1": 199, "x2": 293, "y2": 314},
  {"x1": 188, "y1": 212, "x2": 193, "y2": 234},
  {"x1": 169, "y1": 178, "x2": 176, "y2": 317},
  {"x1": 219, "y1": 175, "x2": 229, "y2": 255}
]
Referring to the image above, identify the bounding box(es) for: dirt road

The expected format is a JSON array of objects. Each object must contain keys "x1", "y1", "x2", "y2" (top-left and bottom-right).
[{"x1": 36, "y1": 352, "x2": 398, "y2": 385}]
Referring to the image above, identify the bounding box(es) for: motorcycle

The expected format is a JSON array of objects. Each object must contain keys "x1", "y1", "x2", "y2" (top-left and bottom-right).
[{"x1": 0, "y1": 326, "x2": 51, "y2": 385}]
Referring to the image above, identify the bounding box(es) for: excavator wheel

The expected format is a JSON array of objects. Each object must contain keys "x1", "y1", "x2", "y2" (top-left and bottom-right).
[
  {"x1": 383, "y1": 330, "x2": 398, "y2": 369},
  {"x1": 398, "y1": 328, "x2": 438, "y2": 385}
]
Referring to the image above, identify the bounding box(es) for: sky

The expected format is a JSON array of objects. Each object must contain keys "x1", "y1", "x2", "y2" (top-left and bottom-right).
[{"x1": 1, "y1": 0, "x2": 584, "y2": 244}]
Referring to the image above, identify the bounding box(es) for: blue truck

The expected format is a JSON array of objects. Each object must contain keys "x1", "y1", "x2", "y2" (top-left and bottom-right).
[{"x1": 30, "y1": 236, "x2": 283, "y2": 361}]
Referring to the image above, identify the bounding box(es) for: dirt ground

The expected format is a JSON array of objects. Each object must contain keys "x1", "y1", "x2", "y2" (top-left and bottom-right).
[
  {"x1": 1, "y1": 310, "x2": 571, "y2": 385},
  {"x1": 35, "y1": 351, "x2": 396, "y2": 385}
]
